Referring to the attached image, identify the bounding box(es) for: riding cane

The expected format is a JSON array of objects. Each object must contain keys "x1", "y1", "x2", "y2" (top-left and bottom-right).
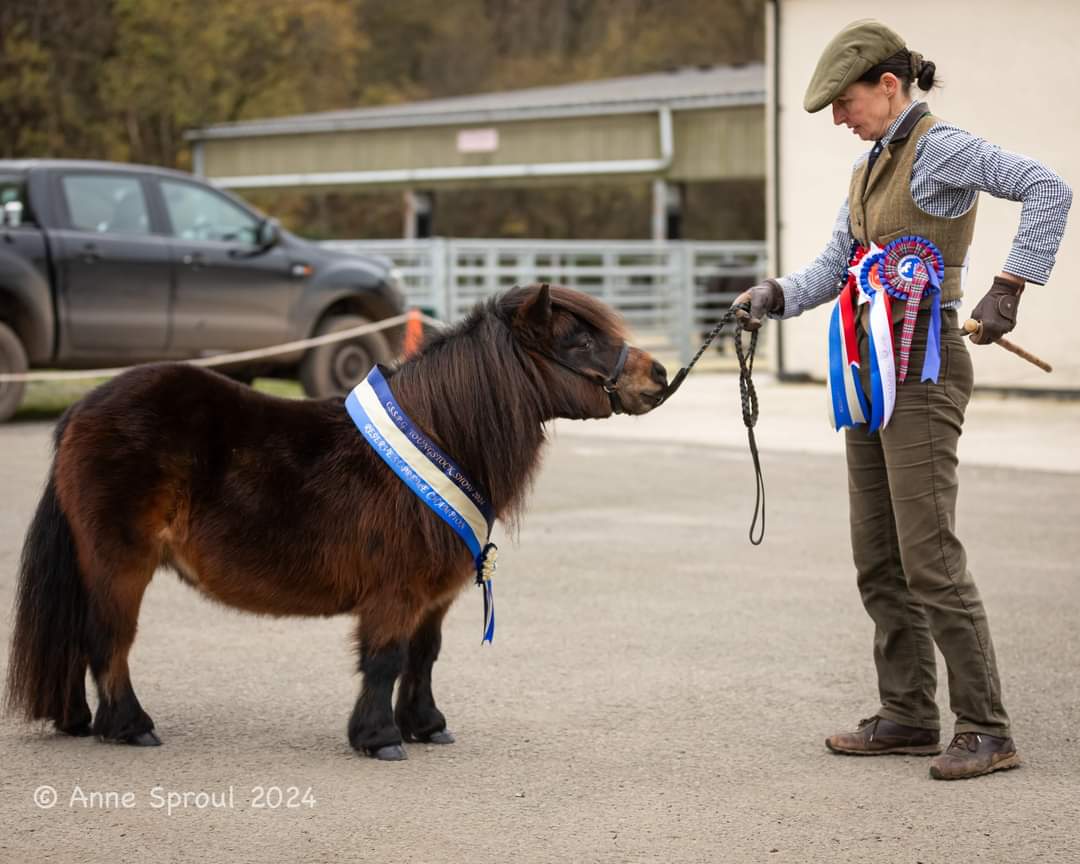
[{"x1": 962, "y1": 319, "x2": 1053, "y2": 373}]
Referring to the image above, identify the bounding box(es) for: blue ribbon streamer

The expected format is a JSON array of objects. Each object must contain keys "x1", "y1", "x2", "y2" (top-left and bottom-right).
[
  {"x1": 867, "y1": 300, "x2": 885, "y2": 433},
  {"x1": 481, "y1": 578, "x2": 495, "y2": 644},
  {"x1": 920, "y1": 268, "x2": 943, "y2": 383},
  {"x1": 827, "y1": 302, "x2": 854, "y2": 429}
]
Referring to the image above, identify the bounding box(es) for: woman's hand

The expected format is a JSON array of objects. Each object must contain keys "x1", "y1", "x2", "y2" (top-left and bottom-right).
[
  {"x1": 733, "y1": 280, "x2": 785, "y2": 331},
  {"x1": 968, "y1": 274, "x2": 1024, "y2": 344}
]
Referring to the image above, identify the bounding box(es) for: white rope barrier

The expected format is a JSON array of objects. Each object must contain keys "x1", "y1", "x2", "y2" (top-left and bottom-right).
[{"x1": 0, "y1": 312, "x2": 446, "y2": 384}]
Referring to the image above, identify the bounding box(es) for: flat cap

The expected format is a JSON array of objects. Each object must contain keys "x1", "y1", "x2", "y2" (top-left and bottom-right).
[{"x1": 803, "y1": 19, "x2": 906, "y2": 113}]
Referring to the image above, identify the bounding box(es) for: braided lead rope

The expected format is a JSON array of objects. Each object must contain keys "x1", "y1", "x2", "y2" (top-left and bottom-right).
[
  {"x1": 732, "y1": 322, "x2": 765, "y2": 546},
  {"x1": 658, "y1": 301, "x2": 765, "y2": 545}
]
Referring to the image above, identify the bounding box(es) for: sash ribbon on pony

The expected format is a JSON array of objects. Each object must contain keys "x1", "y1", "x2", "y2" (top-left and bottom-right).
[{"x1": 346, "y1": 366, "x2": 499, "y2": 643}]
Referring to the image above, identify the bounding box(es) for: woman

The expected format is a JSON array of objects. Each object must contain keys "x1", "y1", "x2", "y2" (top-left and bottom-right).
[{"x1": 736, "y1": 19, "x2": 1071, "y2": 781}]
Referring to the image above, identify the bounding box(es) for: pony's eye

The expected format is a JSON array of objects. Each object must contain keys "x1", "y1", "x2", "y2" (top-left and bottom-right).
[{"x1": 575, "y1": 335, "x2": 594, "y2": 351}]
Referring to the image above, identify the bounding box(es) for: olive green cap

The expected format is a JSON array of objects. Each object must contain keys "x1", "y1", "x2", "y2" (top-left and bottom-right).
[{"x1": 803, "y1": 19, "x2": 906, "y2": 113}]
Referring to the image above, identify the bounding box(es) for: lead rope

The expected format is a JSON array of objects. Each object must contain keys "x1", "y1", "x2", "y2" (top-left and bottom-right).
[{"x1": 658, "y1": 302, "x2": 765, "y2": 545}]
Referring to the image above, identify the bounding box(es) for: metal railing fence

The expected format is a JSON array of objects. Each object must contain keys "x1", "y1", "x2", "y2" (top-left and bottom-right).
[{"x1": 323, "y1": 238, "x2": 768, "y2": 364}]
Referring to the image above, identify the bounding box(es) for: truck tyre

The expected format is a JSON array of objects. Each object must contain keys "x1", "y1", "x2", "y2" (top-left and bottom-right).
[
  {"x1": 300, "y1": 314, "x2": 391, "y2": 399},
  {"x1": 0, "y1": 321, "x2": 28, "y2": 423}
]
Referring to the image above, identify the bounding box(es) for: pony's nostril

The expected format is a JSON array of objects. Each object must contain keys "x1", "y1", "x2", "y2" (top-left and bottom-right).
[{"x1": 651, "y1": 360, "x2": 668, "y2": 384}]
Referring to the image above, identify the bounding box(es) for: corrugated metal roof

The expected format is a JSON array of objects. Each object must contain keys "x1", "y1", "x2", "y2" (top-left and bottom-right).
[{"x1": 187, "y1": 64, "x2": 764, "y2": 141}]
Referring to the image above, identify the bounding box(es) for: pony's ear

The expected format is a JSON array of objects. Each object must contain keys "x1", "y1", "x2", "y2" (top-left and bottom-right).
[{"x1": 515, "y1": 283, "x2": 553, "y2": 339}]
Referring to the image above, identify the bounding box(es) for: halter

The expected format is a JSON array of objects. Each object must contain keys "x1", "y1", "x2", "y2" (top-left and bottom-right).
[{"x1": 540, "y1": 342, "x2": 631, "y2": 414}]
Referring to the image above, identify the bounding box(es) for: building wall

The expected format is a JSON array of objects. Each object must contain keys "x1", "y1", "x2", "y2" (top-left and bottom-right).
[
  {"x1": 775, "y1": 0, "x2": 1079, "y2": 390},
  {"x1": 201, "y1": 107, "x2": 765, "y2": 190}
]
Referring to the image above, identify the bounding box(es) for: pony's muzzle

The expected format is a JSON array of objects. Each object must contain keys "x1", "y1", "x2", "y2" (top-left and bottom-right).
[{"x1": 619, "y1": 350, "x2": 668, "y2": 414}]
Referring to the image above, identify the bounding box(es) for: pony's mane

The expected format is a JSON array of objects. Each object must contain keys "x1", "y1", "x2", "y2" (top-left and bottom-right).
[{"x1": 387, "y1": 284, "x2": 625, "y2": 527}]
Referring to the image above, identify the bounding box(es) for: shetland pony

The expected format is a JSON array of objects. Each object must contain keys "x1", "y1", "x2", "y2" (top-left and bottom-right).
[{"x1": 6, "y1": 284, "x2": 667, "y2": 760}]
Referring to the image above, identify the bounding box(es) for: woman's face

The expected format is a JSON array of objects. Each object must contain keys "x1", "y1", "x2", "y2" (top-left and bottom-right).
[{"x1": 831, "y1": 75, "x2": 903, "y2": 141}]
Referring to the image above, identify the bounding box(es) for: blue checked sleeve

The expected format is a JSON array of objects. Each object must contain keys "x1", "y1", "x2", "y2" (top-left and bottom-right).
[{"x1": 914, "y1": 126, "x2": 1073, "y2": 285}]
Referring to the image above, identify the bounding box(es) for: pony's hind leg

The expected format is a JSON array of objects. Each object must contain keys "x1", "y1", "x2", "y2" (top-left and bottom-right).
[
  {"x1": 85, "y1": 565, "x2": 160, "y2": 746},
  {"x1": 395, "y1": 602, "x2": 454, "y2": 745},
  {"x1": 58, "y1": 662, "x2": 93, "y2": 736},
  {"x1": 348, "y1": 626, "x2": 407, "y2": 760}
]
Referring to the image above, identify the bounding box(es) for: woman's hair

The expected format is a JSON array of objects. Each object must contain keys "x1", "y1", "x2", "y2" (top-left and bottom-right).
[{"x1": 858, "y1": 48, "x2": 938, "y2": 92}]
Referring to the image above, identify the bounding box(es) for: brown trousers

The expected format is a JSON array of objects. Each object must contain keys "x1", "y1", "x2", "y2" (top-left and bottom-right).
[{"x1": 846, "y1": 306, "x2": 1010, "y2": 736}]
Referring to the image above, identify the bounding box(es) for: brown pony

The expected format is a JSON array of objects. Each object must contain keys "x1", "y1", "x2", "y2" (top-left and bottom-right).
[{"x1": 5, "y1": 284, "x2": 667, "y2": 760}]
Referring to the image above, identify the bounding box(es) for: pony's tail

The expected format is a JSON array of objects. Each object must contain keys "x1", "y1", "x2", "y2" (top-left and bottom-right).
[{"x1": 5, "y1": 432, "x2": 88, "y2": 727}]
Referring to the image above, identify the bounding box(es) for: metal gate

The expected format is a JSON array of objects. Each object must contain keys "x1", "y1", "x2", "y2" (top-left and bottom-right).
[{"x1": 323, "y1": 238, "x2": 768, "y2": 363}]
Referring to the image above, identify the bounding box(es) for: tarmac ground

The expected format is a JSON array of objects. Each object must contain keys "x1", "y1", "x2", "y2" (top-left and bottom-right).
[{"x1": 0, "y1": 374, "x2": 1077, "y2": 863}]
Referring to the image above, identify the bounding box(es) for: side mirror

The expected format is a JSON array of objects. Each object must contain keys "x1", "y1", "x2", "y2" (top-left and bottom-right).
[
  {"x1": 256, "y1": 217, "x2": 280, "y2": 250},
  {"x1": 2, "y1": 200, "x2": 23, "y2": 228}
]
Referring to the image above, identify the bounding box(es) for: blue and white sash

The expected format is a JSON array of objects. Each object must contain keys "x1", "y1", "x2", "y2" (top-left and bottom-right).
[{"x1": 346, "y1": 366, "x2": 498, "y2": 643}]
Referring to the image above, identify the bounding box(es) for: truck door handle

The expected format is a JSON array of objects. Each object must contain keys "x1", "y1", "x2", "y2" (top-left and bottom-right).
[
  {"x1": 182, "y1": 252, "x2": 204, "y2": 269},
  {"x1": 80, "y1": 243, "x2": 101, "y2": 263}
]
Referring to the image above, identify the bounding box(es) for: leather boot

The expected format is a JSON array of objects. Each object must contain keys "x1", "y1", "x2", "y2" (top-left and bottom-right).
[
  {"x1": 929, "y1": 732, "x2": 1020, "y2": 780},
  {"x1": 825, "y1": 716, "x2": 942, "y2": 756}
]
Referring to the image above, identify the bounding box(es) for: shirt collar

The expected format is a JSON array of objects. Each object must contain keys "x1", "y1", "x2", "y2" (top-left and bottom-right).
[{"x1": 878, "y1": 100, "x2": 929, "y2": 148}]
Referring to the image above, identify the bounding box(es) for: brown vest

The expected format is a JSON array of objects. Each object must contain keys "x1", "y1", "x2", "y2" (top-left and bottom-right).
[{"x1": 848, "y1": 110, "x2": 977, "y2": 303}]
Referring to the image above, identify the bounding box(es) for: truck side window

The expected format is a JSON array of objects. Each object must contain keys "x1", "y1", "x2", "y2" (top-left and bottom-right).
[
  {"x1": 161, "y1": 181, "x2": 259, "y2": 245},
  {"x1": 0, "y1": 174, "x2": 33, "y2": 226},
  {"x1": 61, "y1": 175, "x2": 151, "y2": 235}
]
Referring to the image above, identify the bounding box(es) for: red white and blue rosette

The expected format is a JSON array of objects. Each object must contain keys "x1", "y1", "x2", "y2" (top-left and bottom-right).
[
  {"x1": 881, "y1": 235, "x2": 945, "y2": 383},
  {"x1": 857, "y1": 252, "x2": 897, "y2": 432}
]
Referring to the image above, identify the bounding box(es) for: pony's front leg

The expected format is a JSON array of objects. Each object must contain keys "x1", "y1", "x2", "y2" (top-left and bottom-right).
[
  {"x1": 348, "y1": 634, "x2": 406, "y2": 760},
  {"x1": 396, "y1": 602, "x2": 454, "y2": 745}
]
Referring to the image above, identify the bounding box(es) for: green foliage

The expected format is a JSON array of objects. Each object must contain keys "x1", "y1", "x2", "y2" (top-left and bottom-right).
[
  {"x1": 1, "y1": 0, "x2": 762, "y2": 166},
  {"x1": 0, "y1": 1, "x2": 764, "y2": 237}
]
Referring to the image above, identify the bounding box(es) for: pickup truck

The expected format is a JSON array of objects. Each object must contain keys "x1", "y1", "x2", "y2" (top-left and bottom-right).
[{"x1": 0, "y1": 159, "x2": 405, "y2": 421}]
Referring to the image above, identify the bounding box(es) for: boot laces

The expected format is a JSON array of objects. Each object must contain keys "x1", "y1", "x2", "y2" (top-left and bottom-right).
[{"x1": 949, "y1": 732, "x2": 980, "y2": 752}]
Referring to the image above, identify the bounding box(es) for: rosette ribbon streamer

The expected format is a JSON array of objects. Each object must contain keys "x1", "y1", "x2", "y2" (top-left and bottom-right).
[
  {"x1": 825, "y1": 242, "x2": 878, "y2": 430},
  {"x1": 880, "y1": 236, "x2": 944, "y2": 384},
  {"x1": 826, "y1": 275, "x2": 869, "y2": 429}
]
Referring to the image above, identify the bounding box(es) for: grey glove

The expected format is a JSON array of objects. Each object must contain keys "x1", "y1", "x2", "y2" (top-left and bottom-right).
[{"x1": 733, "y1": 279, "x2": 785, "y2": 331}]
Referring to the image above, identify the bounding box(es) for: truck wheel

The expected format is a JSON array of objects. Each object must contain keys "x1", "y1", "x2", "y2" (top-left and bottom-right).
[
  {"x1": 300, "y1": 314, "x2": 391, "y2": 399},
  {"x1": 0, "y1": 321, "x2": 28, "y2": 423}
]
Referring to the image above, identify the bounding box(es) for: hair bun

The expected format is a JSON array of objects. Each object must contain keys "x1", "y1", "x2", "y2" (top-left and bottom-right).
[{"x1": 916, "y1": 59, "x2": 937, "y2": 90}]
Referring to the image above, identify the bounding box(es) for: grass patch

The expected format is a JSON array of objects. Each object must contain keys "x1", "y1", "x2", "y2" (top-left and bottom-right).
[{"x1": 12, "y1": 376, "x2": 305, "y2": 423}]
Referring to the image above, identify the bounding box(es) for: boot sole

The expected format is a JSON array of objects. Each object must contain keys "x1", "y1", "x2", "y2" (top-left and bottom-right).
[
  {"x1": 929, "y1": 752, "x2": 1021, "y2": 780},
  {"x1": 826, "y1": 740, "x2": 943, "y2": 756}
]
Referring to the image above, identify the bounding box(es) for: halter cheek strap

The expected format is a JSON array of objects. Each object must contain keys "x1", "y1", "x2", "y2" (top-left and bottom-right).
[
  {"x1": 541, "y1": 341, "x2": 632, "y2": 415},
  {"x1": 602, "y1": 343, "x2": 631, "y2": 414}
]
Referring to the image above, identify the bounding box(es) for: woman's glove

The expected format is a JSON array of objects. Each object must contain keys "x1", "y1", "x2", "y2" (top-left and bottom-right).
[
  {"x1": 732, "y1": 279, "x2": 785, "y2": 331},
  {"x1": 968, "y1": 276, "x2": 1024, "y2": 344}
]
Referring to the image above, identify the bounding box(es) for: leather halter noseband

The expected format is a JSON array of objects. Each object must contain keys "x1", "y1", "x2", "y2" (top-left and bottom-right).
[{"x1": 540, "y1": 341, "x2": 631, "y2": 414}]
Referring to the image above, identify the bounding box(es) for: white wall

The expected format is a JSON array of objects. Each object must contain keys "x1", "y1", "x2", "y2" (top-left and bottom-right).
[{"x1": 774, "y1": 0, "x2": 1079, "y2": 390}]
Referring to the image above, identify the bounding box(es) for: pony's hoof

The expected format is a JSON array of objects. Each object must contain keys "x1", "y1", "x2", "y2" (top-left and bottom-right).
[
  {"x1": 126, "y1": 730, "x2": 162, "y2": 747},
  {"x1": 367, "y1": 743, "x2": 408, "y2": 761},
  {"x1": 427, "y1": 729, "x2": 455, "y2": 745}
]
